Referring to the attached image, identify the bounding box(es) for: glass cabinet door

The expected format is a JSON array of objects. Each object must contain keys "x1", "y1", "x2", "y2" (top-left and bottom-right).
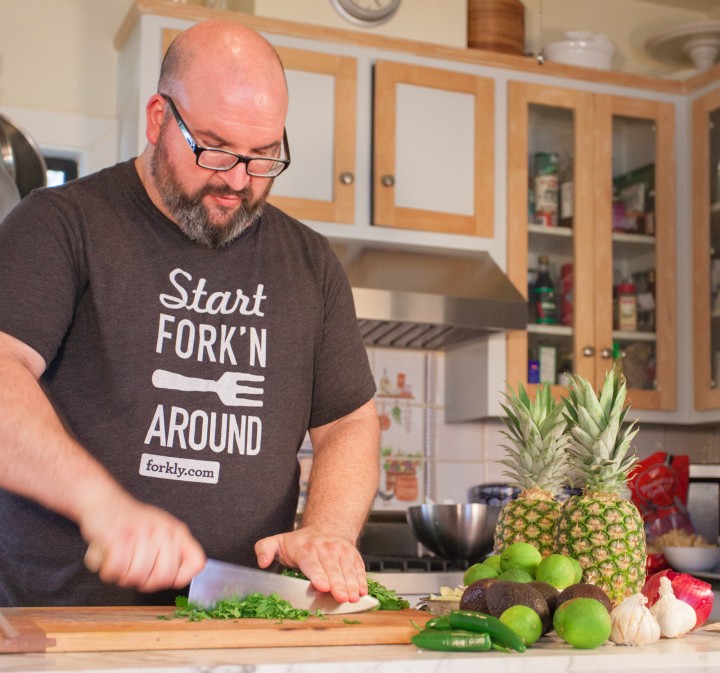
[
  {"x1": 507, "y1": 83, "x2": 676, "y2": 409},
  {"x1": 596, "y1": 95, "x2": 676, "y2": 410},
  {"x1": 507, "y1": 83, "x2": 596, "y2": 396},
  {"x1": 693, "y1": 87, "x2": 720, "y2": 409}
]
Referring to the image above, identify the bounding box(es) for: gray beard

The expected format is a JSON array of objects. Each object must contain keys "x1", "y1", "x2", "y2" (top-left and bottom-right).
[{"x1": 150, "y1": 137, "x2": 270, "y2": 249}]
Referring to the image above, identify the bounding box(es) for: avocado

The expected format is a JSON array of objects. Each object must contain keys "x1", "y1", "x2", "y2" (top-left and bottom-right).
[
  {"x1": 459, "y1": 577, "x2": 498, "y2": 613},
  {"x1": 556, "y1": 582, "x2": 612, "y2": 613},
  {"x1": 485, "y1": 580, "x2": 551, "y2": 634},
  {"x1": 528, "y1": 581, "x2": 560, "y2": 618}
]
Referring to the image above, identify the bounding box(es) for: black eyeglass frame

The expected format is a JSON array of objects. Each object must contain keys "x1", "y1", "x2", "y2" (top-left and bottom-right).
[{"x1": 160, "y1": 94, "x2": 291, "y2": 178}]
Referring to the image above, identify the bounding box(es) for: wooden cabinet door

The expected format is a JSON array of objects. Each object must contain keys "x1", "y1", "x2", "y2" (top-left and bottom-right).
[
  {"x1": 506, "y1": 81, "x2": 677, "y2": 411},
  {"x1": 269, "y1": 48, "x2": 357, "y2": 224},
  {"x1": 373, "y1": 60, "x2": 494, "y2": 236},
  {"x1": 506, "y1": 81, "x2": 596, "y2": 398},
  {"x1": 595, "y1": 94, "x2": 676, "y2": 411},
  {"x1": 693, "y1": 86, "x2": 720, "y2": 410}
]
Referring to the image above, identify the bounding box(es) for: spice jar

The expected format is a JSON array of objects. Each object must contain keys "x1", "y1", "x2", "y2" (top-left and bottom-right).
[{"x1": 616, "y1": 281, "x2": 637, "y2": 331}]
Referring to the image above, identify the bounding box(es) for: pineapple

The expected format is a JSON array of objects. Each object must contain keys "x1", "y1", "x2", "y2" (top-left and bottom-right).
[
  {"x1": 493, "y1": 382, "x2": 571, "y2": 556},
  {"x1": 554, "y1": 369, "x2": 645, "y2": 606}
]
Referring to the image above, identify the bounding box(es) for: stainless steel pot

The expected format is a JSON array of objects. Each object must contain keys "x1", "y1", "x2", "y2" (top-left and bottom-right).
[{"x1": 0, "y1": 114, "x2": 46, "y2": 198}]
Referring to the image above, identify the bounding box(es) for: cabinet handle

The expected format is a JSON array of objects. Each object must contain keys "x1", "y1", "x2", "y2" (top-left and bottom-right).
[
  {"x1": 600, "y1": 348, "x2": 613, "y2": 359},
  {"x1": 339, "y1": 172, "x2": 354, "y2": 185},
  {"x1": 380, "y1": 175, "x2": 395, "y2": 187},
  {"x1": 582, "y1": 346, "x2": 595, "y2": 357}
]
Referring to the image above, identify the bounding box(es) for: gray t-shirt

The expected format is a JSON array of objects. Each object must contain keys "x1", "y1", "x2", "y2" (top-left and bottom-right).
[{"x1": 0, "y1": 160, "x2": 375, "y2": 606}]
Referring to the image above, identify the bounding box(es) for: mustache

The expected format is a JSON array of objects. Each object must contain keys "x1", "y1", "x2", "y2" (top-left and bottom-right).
[{"x1": 199, "y1": 183, "x2": 252, "y2": 200}]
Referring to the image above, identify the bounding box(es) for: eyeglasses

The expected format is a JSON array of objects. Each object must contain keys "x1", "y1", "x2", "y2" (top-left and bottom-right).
[{"x1": 160, "y1": 94, "x2": 291, "y2": 178}]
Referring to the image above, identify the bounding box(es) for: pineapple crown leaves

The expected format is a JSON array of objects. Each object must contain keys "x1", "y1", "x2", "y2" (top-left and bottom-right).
[
  {"x1": 498, "y1": 382, "x2": 571, "y2": 493},
  {"x1": 563, "y1": 369, "x2": 640, "y2": 494}
]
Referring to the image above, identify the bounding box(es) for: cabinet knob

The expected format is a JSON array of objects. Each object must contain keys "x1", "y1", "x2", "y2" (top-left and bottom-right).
[
  {"x1": 339, "y1": 172, "x2": 354, "y2": 185},
  {"x1": 600, "y1": 348, "x2": 614, "y2": 359},
  {"x1": 380, "y1": 175, "x2": 395, "y2": 187},
  {"x1": 582, "y1": 346, "x2": 595, "y2": 357}
]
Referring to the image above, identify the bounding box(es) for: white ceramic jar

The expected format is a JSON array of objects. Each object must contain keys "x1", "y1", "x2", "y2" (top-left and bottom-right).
[{"x1": 544, "y1": 31, "x2": 616, "y2": 70}]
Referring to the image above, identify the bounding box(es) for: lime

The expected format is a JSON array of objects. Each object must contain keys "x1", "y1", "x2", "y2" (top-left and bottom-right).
[
  {"x1": 535, "y1": 554, "x2": 577, "y2": 590},
  {"x1": 500, "y1": 542, "x2": 542, "y2": 576},
  {"x1": 499, "y1": 604, "x2": 543, "y2": 646},
  {"x1": 498, "y1": 567, "x2": 534, "y2": 583},
  {"x1": 482, "y1": 555, "x2": 503, "y2": 573},
  {"x1": 463, "y1": 562, "x2": 498, "y2": 585},
  {"x1": 553, "y1": 597, "x2": 611, "y2": 649},
  {"x1": 568, "y1": 556, "x2": 584, "y2": 584}
]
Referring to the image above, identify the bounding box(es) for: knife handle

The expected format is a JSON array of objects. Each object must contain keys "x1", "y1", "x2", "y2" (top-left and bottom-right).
[
  {"x1": 84, "y1": 542, "x2": 104, "y2": 573},
  {"x1": 0, "y1": 612, "x2": 18, "y2": 640}
]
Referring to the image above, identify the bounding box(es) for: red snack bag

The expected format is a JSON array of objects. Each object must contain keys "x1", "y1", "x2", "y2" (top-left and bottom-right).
[{"x1": 628, "y1": 452, "x2": 694, "y2": 574}]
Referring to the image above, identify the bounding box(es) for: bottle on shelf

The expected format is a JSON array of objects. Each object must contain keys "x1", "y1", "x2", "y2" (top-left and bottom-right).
[
  {"x1": 616, "y1": 279, "x2": 638, "y2": 332},
  {"x1": 528, "y1": 358, "x2": 540, "y2": 384},
  {"x1": 634, "y1": 269, "x2": 656, "y2": 332},
  {"x1": 558, "y1": 355, "x2": 573, "y2": 387},
  {"x1": 532, "y1": 255, "x2": 557, "y2": 324},
  {"x1": 534, "y1": 152, "x2": 559, "y2": 227},
  {"x1": 560, "y1": 263, "x2": 573, "y2": 326},
  {"x1": 612, "y1": 341, "x2": 625, "y2": 374},
  {"x1": 559, "y1": 157, "x2": 573, "y2": 228}
]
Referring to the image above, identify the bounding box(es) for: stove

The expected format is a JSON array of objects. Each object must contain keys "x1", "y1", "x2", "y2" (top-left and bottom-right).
[
  {"x1": 363, "y1": 554, "x2": 469, "y2": 574},
  {"x1": 363, "y1": 555, "x2": 467, "y2": 605}
]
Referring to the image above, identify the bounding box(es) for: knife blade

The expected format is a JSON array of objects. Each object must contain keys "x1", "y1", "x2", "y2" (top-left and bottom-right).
[{"x1": 188, "y1": 559, "x2": 380, "y2": 614}]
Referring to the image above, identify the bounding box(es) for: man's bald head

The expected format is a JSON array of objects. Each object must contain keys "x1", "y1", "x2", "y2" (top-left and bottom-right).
[{"x1": 158, "y1": 20, "x2": 287, "y2": 119}]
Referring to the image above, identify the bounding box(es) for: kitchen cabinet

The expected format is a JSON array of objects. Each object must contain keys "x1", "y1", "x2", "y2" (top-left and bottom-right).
[
  {"x1": 506, "y1": 81, "x2": 677, "y2": 411},
  {"x1": 692, "y1": 83, "x2": 720, "y2": 410},
  {"x1": 270, "y1": 47, "x2": 357, "y2": 225},
  {"x1": 373, "y1": 60, "x2": 495, "y2": 236}
]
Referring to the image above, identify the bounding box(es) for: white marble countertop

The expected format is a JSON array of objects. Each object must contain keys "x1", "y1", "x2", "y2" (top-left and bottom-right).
[{"x1": 1, "y1": 628, "x2": 720, "y2": 673}]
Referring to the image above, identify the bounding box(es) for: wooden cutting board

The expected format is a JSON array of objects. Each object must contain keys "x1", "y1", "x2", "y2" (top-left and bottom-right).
[{"x1": 0, "y1": 606, "x2": 432, "y2": 653}]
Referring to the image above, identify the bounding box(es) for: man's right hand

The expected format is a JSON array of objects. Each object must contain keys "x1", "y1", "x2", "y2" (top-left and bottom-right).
[{"x1": 79, "y1": 489, "x2": 206, "y2": 593}]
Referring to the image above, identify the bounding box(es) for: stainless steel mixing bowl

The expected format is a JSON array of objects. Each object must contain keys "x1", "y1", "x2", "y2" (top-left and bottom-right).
[{"x1": 406, "y1": 503, "x2": 500, "y2": 562}]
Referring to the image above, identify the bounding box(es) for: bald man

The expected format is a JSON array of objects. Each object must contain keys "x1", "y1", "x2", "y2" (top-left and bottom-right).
[{"x1": 0, "y1": 20, "x2": 380, "y2": 607}]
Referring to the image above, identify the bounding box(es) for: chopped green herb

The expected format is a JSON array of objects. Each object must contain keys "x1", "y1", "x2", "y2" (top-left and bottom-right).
[
  {"x1": 366, "y1": 578, "x2": 410, "y2": 610},
  {"x1": 343, "y1": 618, "x2": 362, "y2": 624},
  {"x1": 169, "y1": 593, "x2": 321, "y2": 622},
  {"x1": 280, "y1": 569, "x2": 410, "y2": 611}
]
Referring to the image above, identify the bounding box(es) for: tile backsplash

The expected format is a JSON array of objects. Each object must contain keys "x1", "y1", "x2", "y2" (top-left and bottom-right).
[
  {"x1": 368, "y1": 347, "x2": 720, "y2": 512},
  {"x1": 298, "y1": 347, "x2": 720, "y2": 515}
]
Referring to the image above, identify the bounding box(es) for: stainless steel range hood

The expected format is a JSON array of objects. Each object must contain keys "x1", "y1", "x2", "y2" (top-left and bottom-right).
[{"x1": 328, "y1": 238, "x2": 527, "y2": 350}]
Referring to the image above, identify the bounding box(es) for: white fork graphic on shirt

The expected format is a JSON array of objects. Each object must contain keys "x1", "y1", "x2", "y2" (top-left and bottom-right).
[{"x1": 152, "y1": 369, "x2": 264, "y2": 407}]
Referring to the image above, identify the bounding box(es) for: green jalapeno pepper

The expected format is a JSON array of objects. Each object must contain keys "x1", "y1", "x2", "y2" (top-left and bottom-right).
[
  {"x1": 411, "y1": 628, "x2": 492, "y2": 652},
  {"x1": 447, "y1": 610, "x2": 526, "y2": 653},
  {"x1": 424, "y1": 615, "x2": 452, "y2": 630}
]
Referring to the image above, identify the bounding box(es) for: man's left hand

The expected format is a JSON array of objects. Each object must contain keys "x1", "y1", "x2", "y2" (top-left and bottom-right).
[{"x1": 254, "y1": 526, "x2": 367, "y2": 604}]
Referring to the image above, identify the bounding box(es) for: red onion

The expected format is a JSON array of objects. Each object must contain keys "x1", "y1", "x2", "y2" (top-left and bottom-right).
[{"x1": 642, "y1": 569, "x2": 714, "y2": 629}]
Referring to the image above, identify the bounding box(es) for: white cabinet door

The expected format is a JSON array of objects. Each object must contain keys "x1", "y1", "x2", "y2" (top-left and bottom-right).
[
  {"x1": 373, "y1": 60, "x2": 494, "y2": 237},
  {"x1": 269, "y1": 47, "x2": 357, "y2": 224}
]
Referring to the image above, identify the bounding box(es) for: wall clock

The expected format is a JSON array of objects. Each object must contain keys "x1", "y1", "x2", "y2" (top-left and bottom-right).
[{"x1": 330, "y1": 0, "x2": 402, "y2": 27}]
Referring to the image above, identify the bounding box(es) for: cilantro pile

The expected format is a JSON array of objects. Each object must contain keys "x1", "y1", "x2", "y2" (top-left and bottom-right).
[{"x1": 171, "y1": 593, "x2": 321, "y2": 622}]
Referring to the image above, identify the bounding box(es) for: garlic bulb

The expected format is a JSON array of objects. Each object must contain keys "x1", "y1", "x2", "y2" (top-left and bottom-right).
[
  {"x1": 609, "y1": 593, "x2": 661, "y2": 646},
  {"x1": 650, "y1": 575, "x2": 697, "y2": 638}
]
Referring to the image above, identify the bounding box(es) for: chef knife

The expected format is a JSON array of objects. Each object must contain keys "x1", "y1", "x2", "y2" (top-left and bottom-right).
[{"x1": 188, "y1": 559, "x2": 380, "y2": 614}]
